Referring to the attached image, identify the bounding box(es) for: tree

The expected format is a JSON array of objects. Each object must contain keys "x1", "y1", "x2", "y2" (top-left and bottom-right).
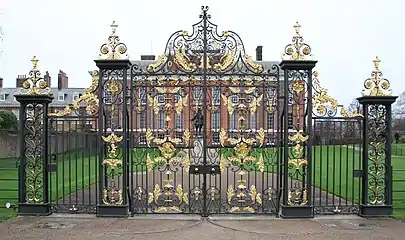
[
  {"x1": 347, "y1": 98, "x2": 362, "y2": 115},
  {"x1": 341, "y1": 99, "x2": 362, "y2": 143},
  {"x1": 393, "y1": 91, "x2": 405, "y2": 131},
  {"x1": 0, "y1": 110, "x2": 18, "y2": 130}
]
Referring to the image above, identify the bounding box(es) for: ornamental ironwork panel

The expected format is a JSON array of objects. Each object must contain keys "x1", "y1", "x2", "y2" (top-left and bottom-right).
[{"x1": 127, "y1": 6, "x2": 281, "y2": 215}]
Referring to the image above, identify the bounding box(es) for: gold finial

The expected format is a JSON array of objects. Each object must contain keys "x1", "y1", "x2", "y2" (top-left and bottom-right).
[
  {"x1": 31, "y1": 56, "x2": 39, "y2": 70},
  {"x1": 293, "y1": 22, "x2": 301, "y2": 36},
  {"x1": 373, "y1": 56, "x2": 381, "y2": 72},
  {"x1": 362, "y1": 56, "x2": 392, "y2": 96},
  {"x1": 98, "y1": 21, "x2": 129, "y2": 60},
  {"x1": 282, "y1": 21, "x2": 312, "y2": 61},
  {"x1": 110, "y1": 21, "x2": 118, "y2": 36},
  {"x1": 19, "y1": 56, "x2": 51, "y2": 95}
]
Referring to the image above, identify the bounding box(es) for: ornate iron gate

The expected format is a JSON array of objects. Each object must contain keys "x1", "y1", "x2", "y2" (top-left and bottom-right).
[
  {"x1": 127, "y1": 6, "x2": 281, "y2": 215},
  {"x1": 13, "y1": 5, "x2": 399, "y2": 219}
]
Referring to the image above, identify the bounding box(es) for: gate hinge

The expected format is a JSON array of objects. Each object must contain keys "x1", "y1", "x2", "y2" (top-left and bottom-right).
[
  {"x1": 189, "y1": 165, "x2": 221, "y2": 175},
  {"x1": 353, "y1": 169, "x2": 364, "y2": 178}
]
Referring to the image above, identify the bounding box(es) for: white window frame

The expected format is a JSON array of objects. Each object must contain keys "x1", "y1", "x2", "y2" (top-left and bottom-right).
[
  {"x1": 72, "y1": 92, "x2": 80, "y2": 101},
  {"x1": 249, "y1": 114, "x2": 256, "y2": 129},
  {"x1": 157, "y1": 111, "x2": 165, "y2": 129},
  {"x1": 194, "y1": 87, "x2": 202, "y2": 103},
  {"x1": 211, "y1": 111, "x2": 220, "y2": 130},
  {"x1": 0, "y1": 93, "x2": 5, "y2": 101},
  {"x1": 139, "y1": 87, "x2": 147, "y2": 105},
  {"x1": 267, "y1": 113, "x2": 274, "y2": 129},
  {"x1": 104, "y1": 90, "x2": 112, "y2": 105},
  {"x1": 175, "y1": 113, "x2": 183, "y2": 130},
  {"x1": 229, "y1": 112, "x2": 238, "y2": 130},
  {"x1": 231, "y1": 95, "x2": 239, "y2": 104},
  {"x1": 212, "y1": 87, "x2": 220, "y2": 105},
  {"x1": 58, "y1": 92, "x2": 65, "y2": 101},
  {"x1": 139, "y1": 111, "x2": 147, "y2": 129}
]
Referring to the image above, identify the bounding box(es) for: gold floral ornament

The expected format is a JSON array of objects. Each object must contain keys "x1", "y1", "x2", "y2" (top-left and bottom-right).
[
  {"x1": 102, "y1": 132, "x2": 123, "y2": 169},
  {"x1": 101, "y1": 132, "x2": 124, "y2": 205},
  {"x1": 282, "y1": 22, "x2": 312, "y2": 61},
  {"x1": 148, "y1": 179, "x2": 189, "y2": 213},
  {"x1": 98, "y1": 21, "x2": 129, "y2": 60},
  {"x1": 362, "y1": 56, "x2": 392, "y2": 96},
  {"x1": 288, "y1": 132, "x2": 309, "y2": 169},
  {"x1": 19, "y1": 56, "x2": 51, "y2": 95},
  {"x1": 219, "y1": 128, "x2": 265, "y2": 173},
  {"x1": 142, "y1": 129, "x2": 190, "y2": 172}
]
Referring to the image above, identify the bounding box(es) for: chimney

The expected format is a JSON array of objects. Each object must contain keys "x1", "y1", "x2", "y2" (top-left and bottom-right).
[
  {"x1": 44, "y1": 71, "x2": 51, "y2": 88},
  {"x1": 256, "y1": 46, "x2": 263, "y2": 61},
  {"x1": 141, "y1": 55, "x2": 155, "y2": 61},
  {"x1": 57, "y1": 70, "x2": 68, "y2": 90},
  {"x1": 0, "y1": 77, "x2": 3, "y2": 88},
  {"x1": 16, "y1": 75, "x2": 27, "y2": 88}
]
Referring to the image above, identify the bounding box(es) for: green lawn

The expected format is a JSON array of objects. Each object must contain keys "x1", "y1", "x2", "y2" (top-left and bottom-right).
[
  {"x1": 0, "y1": 149, "x2": 147, "y2": 221},
  {"x1": 1, "y1": 143, "x2": 405, "y2": 220},
  {"x1": 220, "y1": 144, "x2": 405, "y2": 219},
  {"x1": 0, "y1": 150, "x2": 98, "y2": 221},
  {"x1": 0, "y1": 158, "x2": 18, "y2": 221},
  {"x1": 392, "y1": 143, "x2": 405, "y2": 156}
]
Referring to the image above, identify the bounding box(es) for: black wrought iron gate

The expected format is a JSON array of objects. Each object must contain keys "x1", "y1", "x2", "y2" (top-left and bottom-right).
[
  {"x1": 13, "y1": 5, "x2": 399, "y2": 220},
  {"x1": 122, "y1": 7, "x2": 281, "y2": 215}
]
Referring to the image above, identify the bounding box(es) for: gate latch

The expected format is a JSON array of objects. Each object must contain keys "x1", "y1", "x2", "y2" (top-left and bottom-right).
[
  {"x1": 189, "y1": 165, "x2": 221, "y2": 175},
  {"x1": 353, "y1": 169, "x2": 364, "y2": 178}
]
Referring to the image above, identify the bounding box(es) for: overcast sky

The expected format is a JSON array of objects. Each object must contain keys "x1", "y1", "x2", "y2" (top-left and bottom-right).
[{"x1": 0, "y1": 0, "x2": 403, "y2": 106}]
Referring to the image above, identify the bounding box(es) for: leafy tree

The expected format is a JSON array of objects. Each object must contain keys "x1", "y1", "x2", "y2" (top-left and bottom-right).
[{"x1": 0, "y1": 110, "x2": 18, "y2": 130}]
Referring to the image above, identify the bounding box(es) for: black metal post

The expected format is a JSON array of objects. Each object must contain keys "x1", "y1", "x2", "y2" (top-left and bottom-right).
[
  {"x1": 357, "y1": 96, "x2": 397, "y2": 217},
  {"x1": 201, "y1": 5, "x2": 209, "y2": 218},
  {"x1": 15, "y1": 94, "x2": 54, "y2": 216},
  {"x1": 279, "y1": 60, "x2": 317, "y2": 219},
  {"x1": 97, "y1": 69, "x2": 104, "y2": 214},
  {"x1": 95, "y1": 59, "x2": 132, "y2": 217}
]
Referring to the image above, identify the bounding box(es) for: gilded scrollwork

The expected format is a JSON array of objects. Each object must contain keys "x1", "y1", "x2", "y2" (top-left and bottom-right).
[
  {"x1": 362, "y1": 56, "x2": 392, "y2": 97},
  {"x1": 24, "y1": 103, "x2": 45, "y2": 203},
  {"x1": 214, "y1": 48, "x2": 236, "y2": 71},
  {"x1": 147, "y1": 54, "x2": 168, "y2": 72},
  {"x1": 367, "y1": 105, "x2": 388, "y2": 205},
  {"x1": 139, "y1": 8, "x2": 272, "y2": 75},
  {"x1": 312, "y1": 71, "x2": 362, "y2": 117},
  {"x1": 221, "y1": 87, "x2": 263, "y2": 116},
  {"x1": 143, "y1": 130, "x2": 190, "y2": 173},
  {"x1": 48, "y1": 70, "x2": 100, "y2": 117},
  {"x1": 219, "y1": 126, "x2": 265, "y2": 193},
  {"x1": 288, "y1": 132, "x2": 309, "y2": 169},
  {"x1": 287, "y1": 70, "x2": 310, "y2": 207},
  {"x1": 148, "y1": 179, "x2": 189, "y2": 213},
  {"x1": 288, "y1": 188, "x2": 308, "y2": 206},
  {"x1": 101, "y1": 78, "x2": 124, "y2": 205},
  {"x1": 20, "y1": 56, "x2": 51, "y2": 96},
  {"x1": 282, "y1": 22, "x2": 312, "y2": 61},
  {"x1": 147, "y1": 86, "x2": 189, "y2": 116},
  {"x1": 102, "y1": 132, "x2": 123, "y2": 170},
  {"x1": 243, "y1": 55, "x2": 263, "y2": 73},
  {"x1": 98, "y1": 21, "x2": 129, "y2": 60},
  {"x1": 173, "y1": 47, "x2": 197, "y2": 72},
  {"x1": 227, "y1": 174, "x2": 262, "y2": 213}
]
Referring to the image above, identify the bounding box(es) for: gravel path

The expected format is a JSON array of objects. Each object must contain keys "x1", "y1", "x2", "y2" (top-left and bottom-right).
[{"x1": 1, "y1": 215, "x2": 405, "y2": 240}]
